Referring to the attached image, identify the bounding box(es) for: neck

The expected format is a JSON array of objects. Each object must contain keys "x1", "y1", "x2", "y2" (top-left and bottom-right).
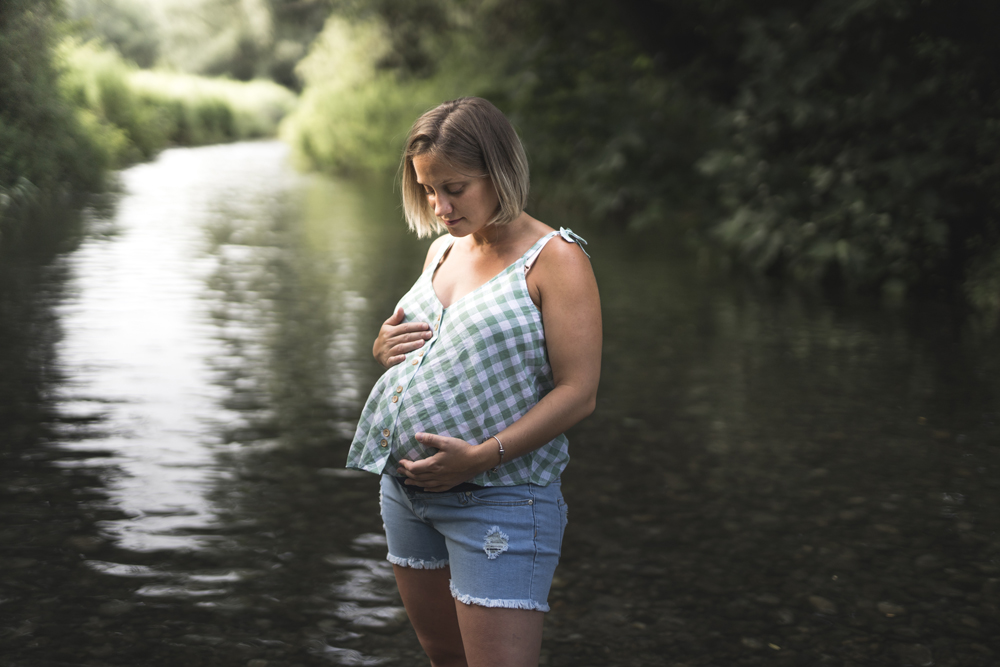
[{"x1": 470, "y1": 212, "x2": 528, "y2": 250}]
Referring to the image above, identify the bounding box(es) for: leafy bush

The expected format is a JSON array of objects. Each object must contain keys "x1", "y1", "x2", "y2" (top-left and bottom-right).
[
  {"x1": 59, "y1": 39, "x2": 297, "y2": 166},
  {"x1": 280, "y1": 17, "x2": 489, "y2": 176},
  {"x1": 698, "y1": 0, "x2": 1000, "y2": 298},
  {"x1": 57, "y1": 39, "x2": 168, "y2": 161},
  {"x1": 487, "y1": 1, "x2": 720, "y2": 233},
  {"x1": 130, "y1": 69, "x2": 297, "y2": 141},
  {"x1": 0, "y1": 0, "x2": 107, "y2": 225},
  {"x1": 2, "y1": 10, "x2": 296, "y2": 239},
  {"x1": 65, "y1": 0, "x2": 160, "y2": 68}
]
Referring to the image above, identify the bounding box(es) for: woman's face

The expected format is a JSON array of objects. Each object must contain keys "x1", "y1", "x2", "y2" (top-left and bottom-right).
[{"x1": 412, "y1": 153, "x2": 500, "y2": 237}]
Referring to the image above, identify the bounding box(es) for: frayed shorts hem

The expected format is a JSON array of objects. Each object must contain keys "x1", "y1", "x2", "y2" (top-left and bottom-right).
[
  {"x1": 450, "y1": 581, "x2": 550, "y2": 613},
  {"x1": 386, "y1": 553, "x2": 449, "y2": 570},
  {"x1": 379, "y1": 475, "x2": 566, "y2": 613}
]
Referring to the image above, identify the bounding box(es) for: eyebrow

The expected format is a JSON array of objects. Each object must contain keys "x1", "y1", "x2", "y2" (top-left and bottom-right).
[{"x1": 417, "y1": 178, "x2": 466, "y2": 187}]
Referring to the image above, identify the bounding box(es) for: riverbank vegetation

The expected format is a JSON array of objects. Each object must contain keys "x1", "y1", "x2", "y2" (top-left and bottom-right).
[
  {"x1": 0, "y1": 0, "x2": 104, "y2": 221},
  {"x1": 60, "y1": 40, "x2": 295, "y2": 165},
  {"x1": 66, "y1": 0, "x2": 331, "y2": 89},
  {"x1": 280, "y1": 18, "x2": 492, "y2": 176},
  {"x1": 5, "y1": 0, "x2": 999, "y2": 319},
  {"x1": 1, "y1": 0, "x2": 295, "y2": 235},
  {"x1": 282, "y1": 0, "x2": 1000, "y2": 318}
]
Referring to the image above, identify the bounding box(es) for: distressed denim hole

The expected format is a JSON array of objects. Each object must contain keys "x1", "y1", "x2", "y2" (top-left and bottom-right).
[{"x1": 483, "y1": 526, "x2": 509, "y2": 560}]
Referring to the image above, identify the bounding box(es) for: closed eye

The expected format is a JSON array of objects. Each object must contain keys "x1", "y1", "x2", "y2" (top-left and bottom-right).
[{"x1": 423, "y1": 186, "x2": 464, "y2": 196}]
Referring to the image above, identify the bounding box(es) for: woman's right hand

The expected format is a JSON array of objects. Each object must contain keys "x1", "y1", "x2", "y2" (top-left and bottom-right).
[{"x1": 373, "y1": 307, "x2": 432, "y2": 368}]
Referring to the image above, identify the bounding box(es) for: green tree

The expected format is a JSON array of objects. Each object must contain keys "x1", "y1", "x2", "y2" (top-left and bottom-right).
[
  {"x1": 151, "y1": 0, "x2": 331, "y2": 88},
  {"x1": 696, "y1": 0, "x2": 1000, "y2": 298},
  {"x1": 65, "y1": 0, "x2": 161, "y2": 67},
  {"x1": 0, "y1": 0, "x2": 107, "y2": 229}
]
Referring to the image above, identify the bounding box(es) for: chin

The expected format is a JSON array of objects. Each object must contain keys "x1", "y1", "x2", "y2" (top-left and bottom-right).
[{"x1": 442, "y1": 219, "x2": 475, "y2": 235}]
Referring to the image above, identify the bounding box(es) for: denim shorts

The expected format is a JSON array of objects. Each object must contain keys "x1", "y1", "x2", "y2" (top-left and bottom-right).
[{"x1": 379, "y1": 474, "x2": 568, "y2": 612}]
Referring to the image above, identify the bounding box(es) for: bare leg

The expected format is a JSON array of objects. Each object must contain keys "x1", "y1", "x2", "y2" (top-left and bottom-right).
[
  {"x1": 393, "y1": 564, "x2": 467, "y2": 667},
  {"x1": 454, "y1": 603, "x2": 544, "y2": 667}
]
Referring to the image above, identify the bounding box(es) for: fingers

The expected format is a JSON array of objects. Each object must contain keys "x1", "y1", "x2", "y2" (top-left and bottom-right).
[
  {"x1": 389, "y1": 322, "x2": 432, "y2": 336},
  {"x1": 375, "y1": 309, "x2": 432, "y2": 368},
  {"x1": 384, "y1": 332, "x2": 432, "y2": 365},
  {"x1": 413, "y1": 433, "x2": 447, "y2": 452},
  {"x1": 414, "y1": 432, "x2": 447, "y2": 449},
  {"x1": 389, "y1": 340, "x2": 427, "y2": 357},
  {"x1": 398, "y1": 442, "x2": 443, "y2": 477},
  {"x1": 392, "y1": 330, "x2": 433, "y2": 344},
  {"x1": 397, "y1": 436, "x2": 471, "y2": 491},
  {"x1": 384, "y1": 307, "x2": 405, "y2": 326},
  {"x1": 413, "y1": 431, "x2": 447, "y2": 448},
  {"x1": 382, "y1": 308, "x2": 431, "y2": 335},
  {"x1": 396, "y1": 460, "x2": 429, "y2": 483}
]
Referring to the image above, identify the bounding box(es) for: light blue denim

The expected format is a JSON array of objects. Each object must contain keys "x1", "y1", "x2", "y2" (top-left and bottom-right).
[{"x1": 379, "y1": 475, "x2": 568, "y2": 612}]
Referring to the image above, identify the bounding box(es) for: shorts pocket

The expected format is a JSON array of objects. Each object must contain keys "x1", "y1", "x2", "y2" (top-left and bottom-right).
[{"x1": 468, "y1": 486, "x2": 534, "y2": 507}]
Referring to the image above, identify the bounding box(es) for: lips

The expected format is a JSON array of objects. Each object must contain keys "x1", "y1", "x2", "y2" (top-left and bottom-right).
[{"x1": 442, "y1": 217, "x2": 464, "y2": 225}]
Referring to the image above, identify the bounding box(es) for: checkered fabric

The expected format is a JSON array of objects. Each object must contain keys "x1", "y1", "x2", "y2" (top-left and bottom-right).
[{"x1": 346, "y1": 228, "x2": 589, "y2": 487}]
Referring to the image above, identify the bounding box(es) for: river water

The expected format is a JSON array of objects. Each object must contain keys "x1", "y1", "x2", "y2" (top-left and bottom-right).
[{"x1": 1, "y1": 141, "x2": 998, "y2": 667}]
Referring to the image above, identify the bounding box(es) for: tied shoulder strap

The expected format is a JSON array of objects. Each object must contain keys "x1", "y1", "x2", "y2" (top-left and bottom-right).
[
  {"x1": 524, "y1": 227, "x2": 590, "y2": 273},
  {"x1": 558, "y1": 228, "x2": 590, "y2": 257}
]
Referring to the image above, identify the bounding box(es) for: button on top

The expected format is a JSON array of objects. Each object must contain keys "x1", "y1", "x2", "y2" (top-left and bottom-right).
[
  {"x1": 396, "y1": 385, "x2": 403, "y2": 393},
  {"x1": 382, "y1": 428, "x2": 390, "y2": 437}
]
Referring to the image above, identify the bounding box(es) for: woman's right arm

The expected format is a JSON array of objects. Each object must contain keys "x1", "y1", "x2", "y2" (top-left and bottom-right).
[{"x1": 371, "y1": 236, "x2": 449, "y2": 368}]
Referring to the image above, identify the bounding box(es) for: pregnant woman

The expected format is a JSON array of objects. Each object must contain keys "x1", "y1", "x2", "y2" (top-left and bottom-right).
[{"x1": 347, "y1": 97, "x2": 602, "y2": 667}]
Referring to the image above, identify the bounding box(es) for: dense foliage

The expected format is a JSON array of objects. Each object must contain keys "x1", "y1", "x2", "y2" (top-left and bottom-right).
[
  {"x1": 65, "y1": 0, "x2": 333, "y2": 89},
  {"x1": 0, "y1": 0, "x2": 106, "y2": 222},
  {"x1": 287, "y1": 0, "x2": 1000, "y2": 309},
  {"x1": 694, "y1": 1, "x2": 1000, "y2": 301},
  {"x1": 280, "y1": 16, "x2": 492, "y2": 175},
  {"x1": 1, "y1": 1, "x2": 296, "y2": 237},
  {"x1": 60, "y1": 40, "x2": 295, "y2": 164},
  {"x1": 66, "y1": 0, "x2": 161, "y2": 67},
  {"x1": 6, "y1": 0, "x2": 999, "y2": 312}
]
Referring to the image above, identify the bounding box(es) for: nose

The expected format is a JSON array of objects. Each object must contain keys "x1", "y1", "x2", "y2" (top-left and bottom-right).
[{"x1": 433, "y1": 193, "x2": 453, "y2": 218}]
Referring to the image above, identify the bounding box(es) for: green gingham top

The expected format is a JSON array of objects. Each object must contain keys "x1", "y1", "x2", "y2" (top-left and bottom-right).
[{"x1": 346, "y1": 228, "x2": 589, "y2": 487}]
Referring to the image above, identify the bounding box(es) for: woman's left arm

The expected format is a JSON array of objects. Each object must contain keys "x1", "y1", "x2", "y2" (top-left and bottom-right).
[{"x1": 397, "y1": 239, "x2": 602, "y2": 490}]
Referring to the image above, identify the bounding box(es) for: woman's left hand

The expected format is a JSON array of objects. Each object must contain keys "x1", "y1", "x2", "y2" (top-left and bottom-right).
[{"x1": 396, "y1": 432, "x2": 491, "y2": 492}]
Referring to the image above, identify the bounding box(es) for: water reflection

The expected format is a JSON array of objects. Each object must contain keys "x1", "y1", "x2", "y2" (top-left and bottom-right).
[
  {"x1": 0, "y1": 141, "x2": 997, "y2": 666},
  {"x1": 50, "y1": 143, "x2": 291, "y2": 552},
  {"x1": 1, "y1": 142, "x2": 422, "y2": 665}
]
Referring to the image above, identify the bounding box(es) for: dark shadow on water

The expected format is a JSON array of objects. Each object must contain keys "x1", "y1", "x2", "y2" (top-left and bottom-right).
[
  {"x1": 0, "y1": 142, "x2": 997, "y2": 666},
  {"x1": 551, "y1": 235, "x2": 1000, "y2": 665}
]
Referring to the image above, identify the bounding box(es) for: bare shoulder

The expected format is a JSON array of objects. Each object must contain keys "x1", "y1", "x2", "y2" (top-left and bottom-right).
[
  {"x1": 533, "y1": 231, "x2": 594, "y2": 280},
  {"x1": 422, "y1": 235, "x2": 453, "y2": 272},
  {"x1": 528, "y1": 230, "x2": 598, "y2": 309}
]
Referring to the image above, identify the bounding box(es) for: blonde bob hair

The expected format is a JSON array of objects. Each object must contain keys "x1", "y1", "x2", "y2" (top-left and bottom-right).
[{"x1": 401, "y1": 97, "x2": 530, "y2": 238}]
